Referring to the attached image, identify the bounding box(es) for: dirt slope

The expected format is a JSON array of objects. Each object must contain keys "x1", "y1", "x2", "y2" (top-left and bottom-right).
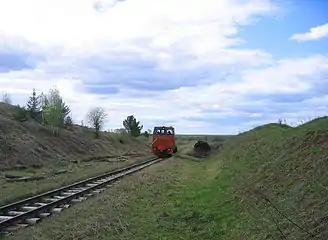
[{"x1": 0, "y1": 103, "x2": 150, "y2": 170}]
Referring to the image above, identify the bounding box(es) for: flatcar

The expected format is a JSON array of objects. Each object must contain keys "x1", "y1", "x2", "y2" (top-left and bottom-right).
[{"x1": 151, "y1": 126, "x2": 177, "y2": 157}]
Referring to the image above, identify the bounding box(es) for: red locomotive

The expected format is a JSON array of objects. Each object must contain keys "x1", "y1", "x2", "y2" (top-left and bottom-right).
[{"x1": 151, "y1": 126, "x2": 177, "y2": 157}]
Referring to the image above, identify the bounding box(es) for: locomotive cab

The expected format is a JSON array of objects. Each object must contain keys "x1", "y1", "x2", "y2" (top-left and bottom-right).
[{"x1": 151, "y1": 126, "x2": 177, "y2": 157}]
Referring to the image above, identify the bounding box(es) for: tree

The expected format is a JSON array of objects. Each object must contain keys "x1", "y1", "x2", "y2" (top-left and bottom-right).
[
  {"x1": 1, "y1": 92, "x2": 12, "y2": 104},
  {"x1": 39, "y1": 92, "x2": 48, "y2": 124},
  {"x1": 143, "y1": 130, "x2": 149, "y2": 137},
  {"x1": 64, "y1": 115, "x2": 73, "y2": 129},
  {"x1": 26, "y1": 88, "x2": 42, "y2": 122},
  {"x1": 123, "y1": 115, "x2": 143, "y2": 137},
  {"x1": 87, "y1": 107, "x2": 107, "y2": 138},
  {"x1": 41, "y1": 87, "x2": 71, "y2": 135}
]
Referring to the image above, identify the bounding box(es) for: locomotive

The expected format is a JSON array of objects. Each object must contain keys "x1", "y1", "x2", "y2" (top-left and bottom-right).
[{"x1": 151, "y1": 126, "x2": 177, "y2": 157}]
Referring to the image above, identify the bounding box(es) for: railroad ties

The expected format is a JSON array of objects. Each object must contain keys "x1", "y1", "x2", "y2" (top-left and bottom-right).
[{"x1": 0, "y1": 157, "x2": 162, "y2": 237}]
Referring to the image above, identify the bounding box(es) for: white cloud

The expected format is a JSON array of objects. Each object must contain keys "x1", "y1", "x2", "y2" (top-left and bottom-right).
[
  {"x1": 290, "y1": 23, "x2": 328, "y2": 41},
  {"x1": 0, "y1": 0, "x2": 327, "y2": 134},
  {"x1": 0, "y1": 0, "x2": 276, "y2": 67},
  {"x1": 236, "y1": 54, "x2": 328, "y2": 93},
  {"x1": 2, "y1": 53, "x2": 328, "y2": 134}
]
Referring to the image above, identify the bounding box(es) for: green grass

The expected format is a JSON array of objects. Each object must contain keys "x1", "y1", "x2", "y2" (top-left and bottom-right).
[
  {"x1": 9, "y1": 157, "x2": 234, "y2": 240},
  {"x1": 213, "y1": 118, "x2": 328, "y2": 239},
  {"x1": 7, "y1": 117, "x2": 328, "y2": 239},
  {"x1": 0, "y1": 155, "x2": 152, "y2": 206}
]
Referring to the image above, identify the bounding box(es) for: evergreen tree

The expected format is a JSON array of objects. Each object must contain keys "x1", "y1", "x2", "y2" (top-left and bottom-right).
[
  {"x1": 26, "y1": 88, "x2": 41, "y2": 122},
  {"x1": 123, "y1": 115, "x2": 143, "y2": 137}
]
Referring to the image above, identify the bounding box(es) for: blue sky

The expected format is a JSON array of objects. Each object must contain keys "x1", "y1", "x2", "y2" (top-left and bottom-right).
[
  {"x1": 238, "y1": 0, "x2": 328, "y2": 58},
  {"x1": 0, "y1": 0, "x2": 327, "y2": 134}
]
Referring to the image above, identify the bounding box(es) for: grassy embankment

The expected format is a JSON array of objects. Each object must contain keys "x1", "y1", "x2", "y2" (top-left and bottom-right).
[
  {"x1": 8, "y1": 118, "x2": 328, "y2": 239},
  {"x1": 0, "y1": 102, "x2": 152, "y2": 205}
]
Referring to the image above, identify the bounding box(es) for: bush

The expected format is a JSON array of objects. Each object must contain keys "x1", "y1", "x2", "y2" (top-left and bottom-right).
[{"x1": 13, "y1": 105, "x2": 28, "y2": 122}]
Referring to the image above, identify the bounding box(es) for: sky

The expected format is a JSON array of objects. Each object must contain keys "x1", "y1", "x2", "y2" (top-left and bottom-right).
[{"x1": 0, "y1": 0, "x2": 327, "y2": 134}]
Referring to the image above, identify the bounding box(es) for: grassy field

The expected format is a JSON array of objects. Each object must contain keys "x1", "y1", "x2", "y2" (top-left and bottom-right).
[{"x1": 5, "y1": 116, "x2": 328, "y2": 239}]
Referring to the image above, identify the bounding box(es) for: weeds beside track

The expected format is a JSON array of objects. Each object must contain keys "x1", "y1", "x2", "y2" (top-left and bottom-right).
[{"x1": 0, "y1": 157, "x2": 162, "y2": 237}]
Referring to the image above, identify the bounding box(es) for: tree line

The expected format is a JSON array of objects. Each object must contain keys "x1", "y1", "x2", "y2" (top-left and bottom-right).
[{"x1": 1, "y1": 89, "x2": 146, "y2": 138}]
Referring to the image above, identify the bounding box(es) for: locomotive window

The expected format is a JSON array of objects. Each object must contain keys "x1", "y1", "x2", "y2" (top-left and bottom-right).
[
  {"x1": 153, "y1": 127, "x2": 174, "y2": 135},
  {"x1": 167, "y1": 128, "x2": 174, "y2": 135},
  {"x1": 153, "y1": 127, "x2": 164, "y2": 135}
]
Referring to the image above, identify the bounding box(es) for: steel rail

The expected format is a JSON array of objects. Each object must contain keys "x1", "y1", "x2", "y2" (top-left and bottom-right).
[{"x1": 0, "y1": 157, "x2": 162, "y2": 236}]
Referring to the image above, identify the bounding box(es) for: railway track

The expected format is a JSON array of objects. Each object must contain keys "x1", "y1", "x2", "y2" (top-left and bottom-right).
[{"x1": 0, "y1": 157, "x2": 162, "y2": 237}]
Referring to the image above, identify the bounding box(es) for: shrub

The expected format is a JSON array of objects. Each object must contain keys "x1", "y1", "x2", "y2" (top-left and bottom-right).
[{"x1": 13, "y1": 105, "x2": 28, "y2": 122}]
